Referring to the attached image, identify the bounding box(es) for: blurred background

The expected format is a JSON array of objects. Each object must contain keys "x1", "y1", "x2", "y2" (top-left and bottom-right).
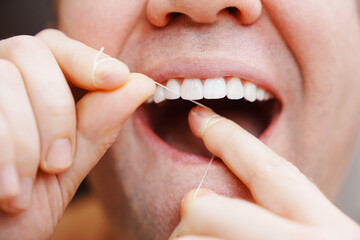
[
  {"x1": 0, "y1": 0, "x2": 52, "y2": 38},
  {"x1": 1, "y1": 0, "x2": 359, "y2": 225}
]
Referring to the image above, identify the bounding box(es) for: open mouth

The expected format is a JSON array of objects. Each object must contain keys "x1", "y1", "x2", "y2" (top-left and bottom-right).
[{"x1": 141, "y1": 77, "x2": 282, "y2": 158}]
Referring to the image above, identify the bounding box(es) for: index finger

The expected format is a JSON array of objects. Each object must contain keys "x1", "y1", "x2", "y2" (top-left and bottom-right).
[
  {"x1": 188, "y1": 106, "x2": 339, "y2": 224},
  {"x1": 36, "y1": 29, "x2": 130, "y2": 90}
]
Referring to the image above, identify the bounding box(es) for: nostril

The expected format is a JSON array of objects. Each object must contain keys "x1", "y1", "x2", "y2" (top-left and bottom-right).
[
  {"x1": 169, "y1": 12, "x2": 181, "y2": 17},
  {"x1": 156, "y1": 12, "x2": 182, "y2": 27},
  {"x1": 226, "y1": 7, "x2": 240, "y2": 16},
  {"x1": 166, "y1": 12, "x2": 182, "y2": 22},
  {"x1": 147, "y1": 0, "x2": 262, "y2": 27}
]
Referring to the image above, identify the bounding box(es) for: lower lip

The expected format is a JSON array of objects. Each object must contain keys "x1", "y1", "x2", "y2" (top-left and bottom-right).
[{"x1": 133, "y1": 103, "x2": 281, "y2": 165}]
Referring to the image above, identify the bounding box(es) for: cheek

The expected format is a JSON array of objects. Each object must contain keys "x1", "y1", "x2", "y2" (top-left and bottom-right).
[
  {"x1": 57, "y1": 0, "x2": 147, "y2": 56},
  {"x1": 263, "y1": 0, "x2": 360, "y2": 197},
  {"x1": 263, "y1": 0, "x2": 360, "y2": 93}
]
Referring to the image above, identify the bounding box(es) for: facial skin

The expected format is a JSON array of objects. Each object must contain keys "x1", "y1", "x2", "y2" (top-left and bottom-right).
[{"x1": 57, "y1": 0, "x2": 360, "y2": 239}]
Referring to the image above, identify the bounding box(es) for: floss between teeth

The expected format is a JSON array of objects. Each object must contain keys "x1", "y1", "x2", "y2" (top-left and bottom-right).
[{"x1": 153, "y1": 81, "x2": 216, "y2": 199}]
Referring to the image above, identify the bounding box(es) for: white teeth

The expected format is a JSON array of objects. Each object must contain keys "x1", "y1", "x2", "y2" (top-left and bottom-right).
[
  {"x1": 181, "y1": 79, "x2": 203, "y2": 100},
  {"x1": 256, "y1": 88, "x2": 266, "y2": 101},
  {"x1": 149, "y1": 77, "x2": 274, "y2": 103},
  {"x1": 203, "y1": 78, "x2": 227, "y2": 99},
  {"x1": 165, "y1": 79, "x2": 181, "y2": 99},
  {"x1": 146, "y1": 95, "x2": 154, "y2": 104},
  {"x1": 154, "y1": 86, "x2": 166, "y2": 103},
  {"x1": 264, "y1": 92, "x2": 273, "y2": 101},
  {"x1": 227, "y1": 77, "x2": 244, "y2": 100},
  {"x1": 243, "y1": 82, "x2": 257, "y2": 102}
]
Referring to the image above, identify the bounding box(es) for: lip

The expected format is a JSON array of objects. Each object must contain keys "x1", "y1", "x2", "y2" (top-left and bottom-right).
[
  {"x1": 131, "y1": 56, "x2": 283, "y2": 166},
  {"x1": 142, "y1": 57, "x2": 283, "y2": 104}
]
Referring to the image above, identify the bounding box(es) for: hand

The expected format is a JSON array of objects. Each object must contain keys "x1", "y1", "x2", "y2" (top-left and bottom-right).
[
  {"x1": 170, "y1": 106, "x2": 360, "y2": 240},
  {"x1": 0, "y1": 29, "x2": 155, "y2": 239}
]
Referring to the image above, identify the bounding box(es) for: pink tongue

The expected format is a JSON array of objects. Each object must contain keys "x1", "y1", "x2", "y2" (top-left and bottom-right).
[{"x1": 157, "y1": 109, "x2": 264, "y2": 157}]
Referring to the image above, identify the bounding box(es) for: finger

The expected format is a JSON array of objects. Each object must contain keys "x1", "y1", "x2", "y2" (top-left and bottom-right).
[
  {"x1": 0, "y1": 36, "x2": 76, "y2": 173},
  {"x1": 175, "y1": 194, "x2": 317, "y2": 240},
  {"x1": 0, "y1": 60, "x2": 39, "y2": 212},
  {"x1": 0, "y1": 113, "x2": 19, "y2": 203},
  {"x1": 188, "y1": 106, "x2": 336, "y2": 223},
  {"x1": 175, "y1": 236, "x2": 223, "y2": 240},
  {"x1": 180, "y1": 188, "x2": 218, "y2": 219},
  {"x1": 36, "y1": 29, "x2": 130, "y2": 90},
  {"x1": 56, "y1": 73, "x2": 155, "y2": 204}
]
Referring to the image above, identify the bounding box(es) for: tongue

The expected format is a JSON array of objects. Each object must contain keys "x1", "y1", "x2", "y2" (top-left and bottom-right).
[{"x1": 154, "y1": 104, "x2": 265, "y2": 157}]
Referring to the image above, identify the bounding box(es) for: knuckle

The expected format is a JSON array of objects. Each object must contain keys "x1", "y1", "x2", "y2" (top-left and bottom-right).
[
  {"x1": 15, "y1": 134, "x2": 40, "y2": 162},
  {"x1": 261, "y1": 157, "x2": 299, "y2": 177},
  {"x1": 64, "y1": 42, "x2": 88, "y2": 66},
  {"x1": 47, "y1": 101, "x2": 76, "y2": 118},
  {"x1": 0, "y1": 121, "x2": 15, "y2": 167},
  {"x1": 0, "y1": 59, "x2": 20, "y2": 77},
  {"x1": 250, "y1": 156, "x2": 302, "y2": 186},
  {"x1": 36, "y1": 28, "x2": 63, "y2": 39},
  {"x1": 8, "y1": 35, "x2": 49, "y2": 55}
]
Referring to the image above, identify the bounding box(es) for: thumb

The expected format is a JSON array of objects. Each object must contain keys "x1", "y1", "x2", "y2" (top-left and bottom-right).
[
  {"x1": 180, "y1": 188, "x2": 218, "y2": 219},
  {"x1": 169, "y1": 188, "x2": 218, "y2": 240},
  {"x1": 57, "y1": 73, "x2": 155, "y2": 204}
]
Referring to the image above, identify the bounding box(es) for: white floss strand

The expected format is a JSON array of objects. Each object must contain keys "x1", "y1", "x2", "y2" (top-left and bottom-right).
[
  {"x1": 91, "y1": 47, "x2": 117, "y2": 87},
  {"x1": 92, "y1": 47, "x2": 215, "y2": 205},
  {"x1": 200, "y1": 114, "x2": 223, "y2": 137},
  {"x1": 153, "y1": 82, "x2": 212, "y2": 111},
  {"x1": 193, "y1": 155, "x2": 215, "y2": 200},
  {"x1": 91, "y1": 47, "x2": 105, "y2": 86},
  {"x1": 153, "y1": 82, "x2": 216, "y2": 200}
]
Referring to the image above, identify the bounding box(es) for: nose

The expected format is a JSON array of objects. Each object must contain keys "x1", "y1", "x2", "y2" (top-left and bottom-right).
[{"x1": 147, "y1": 0, "x2": 262, "y2": 27}]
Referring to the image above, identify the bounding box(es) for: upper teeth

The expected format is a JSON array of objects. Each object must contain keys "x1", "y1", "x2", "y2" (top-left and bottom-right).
[{"x1": 149, "y1": 77, "x2": 274, "y2": 104}]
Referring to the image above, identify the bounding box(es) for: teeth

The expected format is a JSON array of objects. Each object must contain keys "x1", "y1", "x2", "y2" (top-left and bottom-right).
[
  {"x1": 153, "y1": 86, "x2": 166, "y2": 103},
  {"x1": 149, "y1": 77, "x2": 274, "y2": 103},
  {"x1": 204, "y1": 78, "x2": 227, "y2": 99},
  {"x1": 227, "y1": 77, "x2": 244, "y2": 100},
  {"x1": 165, "y1": 79, "x2": 181, "y2": 99},
  {"x1": 181, "y1": 79, "x2": 203, "y2": 100},
  {"x1": 146, "y1": 95, "x2": 154, "y2": 104},
  {"x1": 264, "y1": 92, "x2": 273, "y2": 101},
  {"x1": 243, "y1": 82, "x2": 257, "y2": 102},
  {"x1": 256, "y1": 88, "x2": 266, "y2": 101}
]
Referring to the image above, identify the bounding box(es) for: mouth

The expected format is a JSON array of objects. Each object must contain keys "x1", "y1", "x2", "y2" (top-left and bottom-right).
[{"x1": 140, "y1": 76, "x2": 282, "y2": 158}]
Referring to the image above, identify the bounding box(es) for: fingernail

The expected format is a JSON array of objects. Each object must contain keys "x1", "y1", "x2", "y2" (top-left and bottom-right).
[
  {"x1": 0, "y1": 164, "x2": 20, "y2": 199},
  {"x1": 191, "y1": 106, "x2": 215, "y2": 119},
  {"x1": 186, "y1": 188, "x2": 217, "y2": 202},
  {"x1": 45, "y1": 138, "x2": 73, "y2": 171},
  {"x1": 190, "y1": 107, "x2": 221, "y2": 137},
  {"x1": 6, "y1": 178, "x2": 33, "y2": 211},
  {"x1": 94, "y1": 58, "x2": 130, "y2": 89},
  {"x1": 180, "y1": 188, "x2": 217, "y2": 217}
]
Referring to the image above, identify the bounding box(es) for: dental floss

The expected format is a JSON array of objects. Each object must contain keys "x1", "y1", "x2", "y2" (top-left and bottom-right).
[
  {"x1": 200, "y1": 115, "x2": 223, "y2": 137},
  {"x1": 91, "y1": 47, "x2": 105, "y2": 86},
  {"x1": 92, "y1": 47, "x2": 118, "y2": 87},
  {"x1": 92, "y1": 48, "x2": 216, "y2": 202},
  {"x1": 152, "y1": 82, "x2": 216, "y2": 199},
  {"x1": 193, "y1": 155, "x2": 215, "y2": 199},
  {"x1": 153, "y1": 82, "x2": 212, "y2": 111}
]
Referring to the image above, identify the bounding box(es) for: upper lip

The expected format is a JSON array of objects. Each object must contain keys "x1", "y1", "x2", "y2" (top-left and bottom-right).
[{"x1": 142, "y1": 57, "x2": 283, "y2": 103}]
